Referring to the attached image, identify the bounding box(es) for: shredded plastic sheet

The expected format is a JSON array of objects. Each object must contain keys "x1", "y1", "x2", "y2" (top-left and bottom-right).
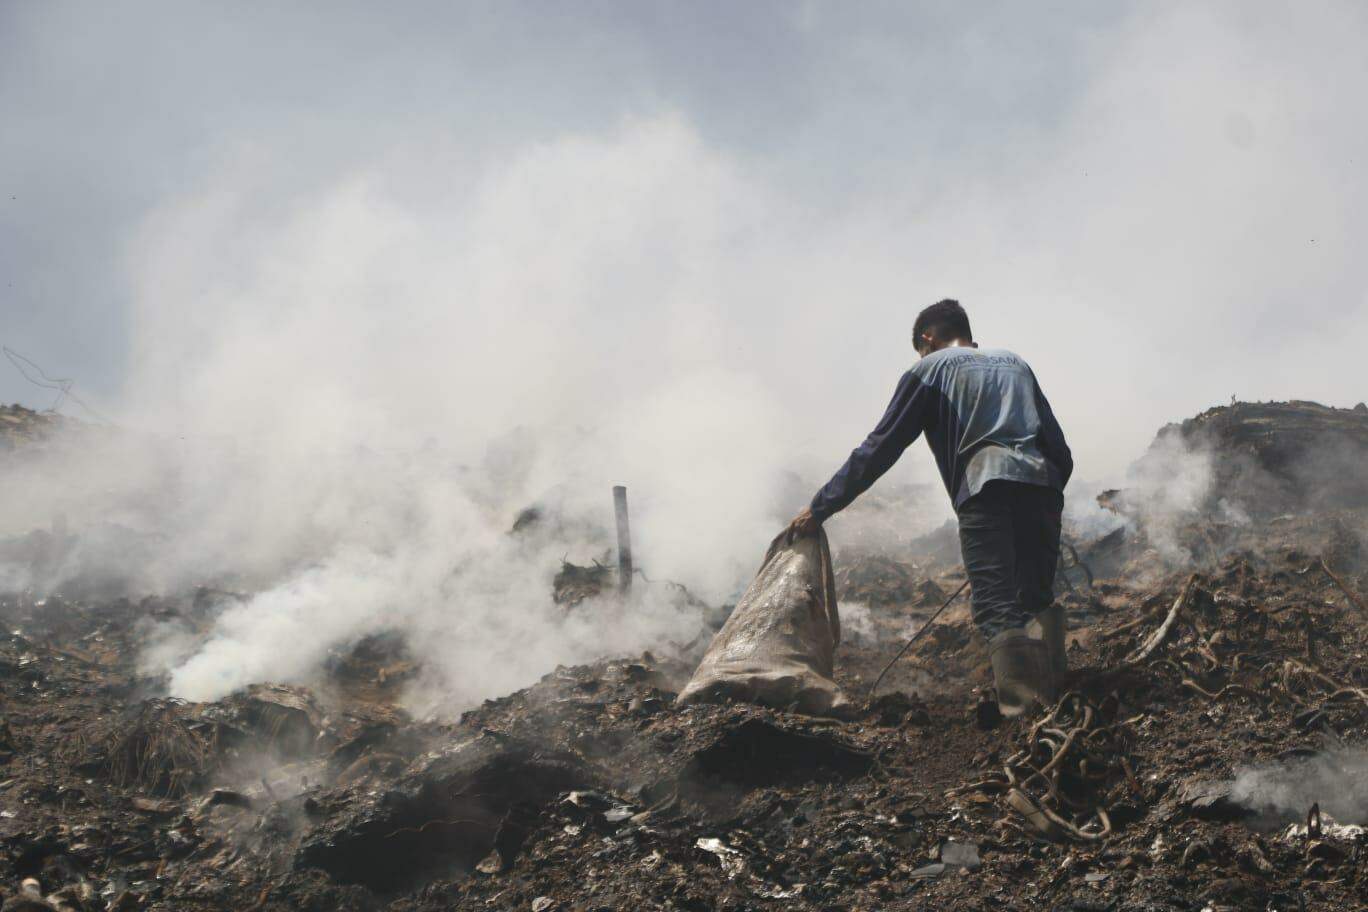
[{"x1": 677, "y1": 529, "x2": 851, "y2": 717}]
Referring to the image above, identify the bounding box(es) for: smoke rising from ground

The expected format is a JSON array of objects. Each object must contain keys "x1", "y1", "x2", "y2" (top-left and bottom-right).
[
  {"x1": 3, "y1": 116, "x2": 948, "y2": 710},
  {"x1": 1068, "y1": 434, "x2": 1221, "y2": 569},
  {"x1": 1231, "y1": 746, "x2": 1368, "y2": 826},
  {"x1": 3, "y1": 3, "x2": 1368, "y2": 710}
]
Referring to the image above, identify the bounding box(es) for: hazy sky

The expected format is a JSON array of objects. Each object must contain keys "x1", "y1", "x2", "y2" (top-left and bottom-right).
[{"x1": 3, "y1": 1, "x2": 1367, "y2": 481}]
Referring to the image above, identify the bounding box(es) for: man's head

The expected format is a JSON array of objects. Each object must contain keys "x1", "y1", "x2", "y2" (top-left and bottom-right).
[{"x1": 912, "y1": 298, "x2": 975, "y2": 356}]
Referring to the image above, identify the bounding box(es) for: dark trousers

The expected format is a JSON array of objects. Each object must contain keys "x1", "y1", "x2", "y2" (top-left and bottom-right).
[{"x1": 956, "y1": 480, "x2": 1063, "y2": 640}]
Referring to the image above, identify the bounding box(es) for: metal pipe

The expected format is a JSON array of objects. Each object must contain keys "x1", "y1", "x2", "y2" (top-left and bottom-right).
[{"x1": 613, "y1": 485, "x2": 633, "y2": 594}]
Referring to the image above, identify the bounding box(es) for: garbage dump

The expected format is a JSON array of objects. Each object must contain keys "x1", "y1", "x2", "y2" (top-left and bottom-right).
[
  {"x1": 1148, "y1": 399, "x2": 1368, "y2": 515},
  {"x1": 0, "y1": 401, "x2": 1365, "y2": 910},
  {"x1": 676, "y1": 529, "x2": 851, "y2": 717}
]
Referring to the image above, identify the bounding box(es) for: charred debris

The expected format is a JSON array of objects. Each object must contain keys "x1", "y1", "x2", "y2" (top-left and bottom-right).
[{"x1": 0, "y1": 400, "x2": 1366, "y2": 910}]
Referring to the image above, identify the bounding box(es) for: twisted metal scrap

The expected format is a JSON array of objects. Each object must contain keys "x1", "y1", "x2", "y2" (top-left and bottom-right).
[
  {"x1": 955, "y1": 568, "x2": 1365, "y2": 844},
  {"x1": 951, "y1": 692, "x2": 1132, "y2": 842},
  {"x1": 1317, "y1": 558, "x2": 1368, "y2": 615},
  {"x1": 1134, "y1": 573, "x2": 1368, "y2": 716},
  {"x1": 1123, "y1": 574, "x2": 1199, "y2": 667}
]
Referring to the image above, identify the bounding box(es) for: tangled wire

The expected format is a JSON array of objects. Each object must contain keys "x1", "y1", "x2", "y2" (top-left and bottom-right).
[
  {"x1": 65, "y1": 699, "x2": 214, "y2": 797},
  {"x1": 951, "y1": 692, "x2": 1135, "y2": 842},
  {"x1": 1135, "y1": 570, "x2": 1368, "y2": 721},
  {"x1": 949, "y1": 561, "x2": 1368, "y2": 844}
]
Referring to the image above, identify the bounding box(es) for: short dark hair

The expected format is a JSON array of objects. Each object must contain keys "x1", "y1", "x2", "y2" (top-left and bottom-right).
[{"x1": 912, "y1": 298, "x2": 972, "y2": 349}]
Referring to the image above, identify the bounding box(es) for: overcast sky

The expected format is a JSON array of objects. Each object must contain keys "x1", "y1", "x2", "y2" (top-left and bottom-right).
[{"x1": 3, "y1": 1, "x2": 1367, "y2": 482}]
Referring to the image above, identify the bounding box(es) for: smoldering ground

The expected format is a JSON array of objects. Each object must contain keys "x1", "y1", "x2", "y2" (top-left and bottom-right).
[
  {"x1": 1231, "y1": 746, "x2": 1368, "y2": 827},
  {"x1": 4, "y1": 2, "x2": 1368, "y2": 715}
]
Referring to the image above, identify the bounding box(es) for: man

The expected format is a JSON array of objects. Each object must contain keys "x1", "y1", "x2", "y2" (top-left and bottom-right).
[{"x1": 786, "y1": 299, "x2": 1072, "y2": 715}]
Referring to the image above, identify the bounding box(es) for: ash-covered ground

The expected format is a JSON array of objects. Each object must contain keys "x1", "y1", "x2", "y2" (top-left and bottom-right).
[{"x1": 1, "y1": 401, "x2": 1367, "y2": 911}]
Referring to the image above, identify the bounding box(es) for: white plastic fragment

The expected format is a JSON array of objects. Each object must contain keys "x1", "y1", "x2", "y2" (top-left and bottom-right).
[{"x1": 695, "y1": 837, "x2": 747, "y2": 879}]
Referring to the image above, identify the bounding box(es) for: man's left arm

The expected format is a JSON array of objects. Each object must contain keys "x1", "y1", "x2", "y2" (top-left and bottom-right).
[{"x1": 1031, "y1": 372, "x2": 1073, "y2": 488}]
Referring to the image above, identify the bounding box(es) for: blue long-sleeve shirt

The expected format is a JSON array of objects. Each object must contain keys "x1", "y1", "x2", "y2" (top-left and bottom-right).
[{"x1": 810, "y1": 347, "x2": 1072, "y2": 520}]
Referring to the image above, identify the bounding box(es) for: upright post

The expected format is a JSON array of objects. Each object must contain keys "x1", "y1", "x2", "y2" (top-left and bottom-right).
[{"x1": 613, "y1": 485, "x2": 633, "y2": 594}]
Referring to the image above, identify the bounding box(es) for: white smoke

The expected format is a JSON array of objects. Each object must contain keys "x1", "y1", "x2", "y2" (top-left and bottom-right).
[
  {"x1": 5, "y1": 118, "x2": 844, "y2": 710},
  {"x1": 840, "y1": 601, "x2": 877, "y2": 645},
  {"x1": 1230, "y1": 746, "x2": 1368, "y2": 825},
  {"x1": 1123, "y1": 433, "x2": 1218, "y2": 565},
  {"x1": 1061, "y1": 431, "x2": 1217, "y2": 570}
]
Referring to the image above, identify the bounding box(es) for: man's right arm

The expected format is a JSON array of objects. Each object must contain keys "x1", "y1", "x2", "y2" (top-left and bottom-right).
[{"x1": 809, "y1": 369, "x2": 932, "y2": 522}]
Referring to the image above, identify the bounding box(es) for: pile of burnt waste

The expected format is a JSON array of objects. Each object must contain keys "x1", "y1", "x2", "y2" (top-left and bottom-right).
[
  {"x1": 0, "y1": 403, "x2": 1365, "y2": 910},
  {"x1": 1142, "y1": 399, "x2": 1368, "y2": 516},
  {"x1": 0, "y1": 530, "x2": 1364, "y2": 909}
]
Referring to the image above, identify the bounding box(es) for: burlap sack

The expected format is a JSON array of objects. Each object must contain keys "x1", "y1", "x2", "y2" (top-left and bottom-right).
[{"x1": 677, "y1": 528, "x2": 851, "y2": 717}]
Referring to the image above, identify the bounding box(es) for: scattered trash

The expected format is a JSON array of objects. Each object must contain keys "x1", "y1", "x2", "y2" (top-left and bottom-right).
[
  {"x1": 602, "y1": 806, "x2": 635, "y2": 824},
  {"x1": 939, "y1": 840, "x2": 981, "y2": 871},
  {"x1": 1178, "y1": 777, "x2": 1252, "y2": 821},
  {"x1": 206, "y1": 788, "x2": 253, "y2": 809},
  {"x1": 910, "y1": 840, "x2": 981, "y2": 878},
  {"x1": 0, "y1": 401, "x2": 1366, "y2": 908},
  {"x1": 867, "y1": 690, "x2": 931, "y2": 726},
  {"x1": 1182, "y1": 839, "x2": 1213, "y2": 868},
  {"x1": 1283, "y1": 808, "x2": 1366, "y2": 843},
  {"x1": 695, "y1": 837, "x2": 746, "y2": 879}
]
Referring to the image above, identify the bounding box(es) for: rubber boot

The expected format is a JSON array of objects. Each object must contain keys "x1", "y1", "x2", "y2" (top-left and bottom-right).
[
  {"x1": 988, "y1": 629, "x2": 1056, "y2": 717},
  {"x1": 1036, "y1": 602, "x2": 1067, "y2": 680}
]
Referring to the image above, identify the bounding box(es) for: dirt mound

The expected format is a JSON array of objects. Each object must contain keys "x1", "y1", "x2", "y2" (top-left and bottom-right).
[
  {"x1": 1151, "y1": 399, "x2": 1368, "y2": 514},
  {"x1": 298, "y1": 736, "x2": 594, "y2": 892},
  {"x1": 1075, "y1": 402, "x2": 1368, "y2": 580}
]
